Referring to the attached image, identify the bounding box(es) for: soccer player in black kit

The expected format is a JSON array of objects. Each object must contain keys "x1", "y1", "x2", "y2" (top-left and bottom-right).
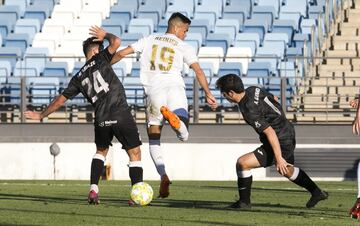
[
  {"x1": 216, "y1": 74, "x2": 328, "y2": 209},
  {"x1": 25, "y1": 26, "x2": 143, "y2": 205}
]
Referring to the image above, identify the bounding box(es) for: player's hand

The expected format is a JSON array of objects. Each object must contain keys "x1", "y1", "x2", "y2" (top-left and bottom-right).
[
  {"x1": 350, "y1": 99, "x2": 359, "y2": 109},
  {"x1": 275, "y1": 157, "x2": 291, "y2": 176},
  {"x1": 24, "y1": 110, "x2": 42, "y2": 120},
  {"x1": 352, "y1": 116, "x2": 360, "y2": 135},
  {"x1": 205, "y1": 92, "x2": 218, "y2": 111},
  {"x1": 89, "y1": 25, "x2": 106, "y2": 42}
]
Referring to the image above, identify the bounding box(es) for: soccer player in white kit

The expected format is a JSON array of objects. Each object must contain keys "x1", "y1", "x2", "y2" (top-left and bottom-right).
[{"x1": 111, "y1": 12, "x2": 218, "y2": 198}]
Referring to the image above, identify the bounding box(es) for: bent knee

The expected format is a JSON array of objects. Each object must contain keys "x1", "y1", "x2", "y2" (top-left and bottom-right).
[{"x1": 128, "y1": 146, "x2": 141, "y2": 161}]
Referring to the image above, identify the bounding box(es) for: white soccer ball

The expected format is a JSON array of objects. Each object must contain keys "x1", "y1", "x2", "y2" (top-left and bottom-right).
[{"x1": 130, "y1": 182, "x2": 153, "y2": 206}]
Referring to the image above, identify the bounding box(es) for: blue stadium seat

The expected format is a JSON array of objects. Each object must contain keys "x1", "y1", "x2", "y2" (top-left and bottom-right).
[
  {"x1": 24, "y1": 4, "x2": 51, "y2": 27},
  {"x1": 130, "y1": 62, "x2": 140, "y2": 77},
  {"x1": 0, "y1": 47, "x2": 22, "y2": 70},
  {"x1": 190, "y1": 19, "x2": 211, "y2": 44},
  {"x1": 142, "y1": 0, "x2": 166, "y2": 16},
  {"x1": 0, "y1": 20, "x2": 12, "y2": 40},
  {"x1": 206, "y1": 33, "x2": 232, "y2": 53},
  {"x1": 243, "y1": 19, "x2": 267, "y2": 43},
  {"x1": 282, "y1": 0, "x2": 308, "y2": 17},
  {"x1": 5, "y1": 0, "x2": 27, "y2": 16},
  {"x1": 252, "y1": 5, "x2": 276, "y2": 32},
  {"x1": 120, "y1": 33, "x2": 144, "y2": 46},
  {"x1": 185, "y1": 32, "x2": 203, "y2": 53},
  {"x1": 5, "y1": 76, "x2": 21, "y2": 104},
  {"x1": 223, "y1": 4, "x2": 247, "y2": 31},
  {"x1": 166, "y1": 0, "x2": 194, "y2": 18},
  {"x1": 122, "y1": 76, "x2": 144, "y2": 106},
  {"x1": 279, "y1": 10, "x2": 302, "y2": 31},
  {"x1": 0, "y1": 5, "x2": 21, "y2": 31},
  {"x1": 157, "y1": 19, "x2": 168, "y2": 33},
  {"x1": 218, "y1": 62, "x2": 242, "y2": 76},
  {"x1": 215, "y1": 19, "x2": 240, "y2": 41},
  {"x1": 4, "y1": 33, "x2": 31, "y2": 55},
  {"x1": 234, "y1": 33, "x2": 260, "y2": 55},
  {"x1": 43, "y1": 61, "x2": 68, "y2": 77},
  {"x1": 257, "y1": 0, "x2": 280, "y2": 18},
  {"x1": 31, "y1": 0, "x2": 55, "y2": 9},
  {"x1": 112, "y1": 60, "x2": 127, "y2": 79},
  {"x1": 128, "y1": 18, "x2": 154, "y2": 36},
  {"x1": 28, "y1": 77, "x2": 59, "y2": 104},
  {"x1": 14, "y1": 19, "x2": 40, "y2": 41},
  {"x1": 13, "y1": 61, "x2": 37, "y2": 77},
  {"x1": 226, "y1": 0, "x2": 251, "y2": 19},
  {"x1": 247, "y1": 62, "x2": 272, "y2": 78},
  {"x1": 188, "y1": 61, "x2": 214, "y2": 77},
  {"x1": 272, "y1": 20, "x2": 295, "y2": 44},
  {"x1": 278, "y1": 61, "x2": 296, "y2": 86},
  {"x1": 183, "y1": 76, "x2": 194, "y2": 105},
  {"x1": 72, "y1": 61, "x2": 84, "y2": 75},
  {"x1": 255, "y1": 46, "x2": 281, "y2": 75},
  {"x1": 138, "y1": 4, "x2": 163, "y2": 27},
  {"x1": 194, "y1": 0, "x2": 223, "y2": 31},
  {"x1": 286, "y1": 46, "x2": 303, "y2": 62},
  {"x1": 110, "y1": 4, "x2": 137, "y2": 31},
  {"x1": 264, "y1": 33, "x2": 289, "y2": 48},
  {"x1": 102, "y1": 19, "x2": 125, "y2": 37},
  {"x1": 0, "y1": 60, "x2": 12, "y2": 77},
  {"x1": 24, "y1": 47, "x2": 49, "y2": 75}
]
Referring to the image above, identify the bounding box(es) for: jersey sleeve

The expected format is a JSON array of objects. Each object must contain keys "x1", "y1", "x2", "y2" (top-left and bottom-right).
[
  {"x1": 246, "y1": 102, "x2": 270, "y2": 134},
  {"x1": 183, "y1": 44, "x2": 198, "y2": 66},
  {"x1": 62, "y1": 76, "x2": 80, "y2": 100},
  {"x1": 130, "y1": 36, "x2": 147, "y2": 53},
  {"x1": 99, "y1": 47, "x2": 114, "y2": 63}
]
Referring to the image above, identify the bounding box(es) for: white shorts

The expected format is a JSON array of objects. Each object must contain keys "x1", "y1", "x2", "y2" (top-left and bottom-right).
[{"x1": 146, "y1": 85, "x2": 188, "y2": 126}]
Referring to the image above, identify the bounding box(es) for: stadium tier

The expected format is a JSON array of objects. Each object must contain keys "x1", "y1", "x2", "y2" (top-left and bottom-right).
[{"x1": 0, "y1": 0, "x2": 358, "y2": 123}]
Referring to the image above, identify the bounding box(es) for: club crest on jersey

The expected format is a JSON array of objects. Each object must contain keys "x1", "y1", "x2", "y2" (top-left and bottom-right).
[
  {"x1": 255, "y1": 121, "x2": 261, "y2": 128},
  {"x1": 254, "y1": 88, "x2": 260, "y2": 105}
]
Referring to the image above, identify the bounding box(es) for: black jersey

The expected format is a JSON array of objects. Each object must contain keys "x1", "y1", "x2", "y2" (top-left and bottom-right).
[
  {"x1": 238, "y1": 86, "x2": 295, "y2": 143},
  {"x1": 62, "y1": 48, "x2": 128, "y2": 122}
]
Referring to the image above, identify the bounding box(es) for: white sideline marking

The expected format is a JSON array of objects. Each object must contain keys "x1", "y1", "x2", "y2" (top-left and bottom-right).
[{"x1": 0, "y1": 182, "x2": 130, "y2": 187}]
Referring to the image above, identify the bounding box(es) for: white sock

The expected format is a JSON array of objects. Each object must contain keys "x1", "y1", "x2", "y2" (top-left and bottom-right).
[
  {"x1": 176, "y1": 121, "x2": 189, "y2": 141},
  {"x1": 90, "y1": 184, "x2": 99, "y2": 194},
  {"x1": 358, "y1": 161, "x2": 360, "y2": 198},
  {"x1": 149, "y1": 139, "x2": 166, "y2": 177}
]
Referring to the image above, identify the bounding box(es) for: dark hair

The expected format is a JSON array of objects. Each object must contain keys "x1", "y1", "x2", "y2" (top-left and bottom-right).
[
  {"x1": 216, "y1": 74, "x2": 244, "y2": 94},
  {"x1": 82, "y1": 37, "x2": 104, "y2": 56},
  {"x1": 168, "y1": 12, "x2": 191, "y2": 26}
]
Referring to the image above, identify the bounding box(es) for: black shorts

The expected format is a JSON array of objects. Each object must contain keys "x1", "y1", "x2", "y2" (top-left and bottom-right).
[
  {"x1": 94, "y1": 111, "x2": 142, "y2": 150},
  {"x1": 253, "y1": 139, "x2": 296, "y2": 167}
]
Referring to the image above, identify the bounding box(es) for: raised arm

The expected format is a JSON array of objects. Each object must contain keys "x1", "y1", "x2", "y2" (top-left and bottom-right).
[
  {"x1": 263, "y1": 126, "x2": 291, "y2": 175},
  {"x1": 24, "y1": 94, "x2": 67, "y2": 120},
  {"x1": 110, "y1": 46, "x2": 135, "y2": 65},
  {"x1": 89, "y1": 25, "x2": 121, "y2": 55},
  {"x1": 190, "y1": 62, "x2": 218, "y2": 110}
]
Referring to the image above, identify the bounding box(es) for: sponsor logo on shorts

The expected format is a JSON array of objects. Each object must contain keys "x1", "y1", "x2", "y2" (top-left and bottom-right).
[
  {"x1": 255, "y1": 121, "x2": 261, "y2": 128},
  {"x1": 257, "y1": 149, "x2": 263, "y2": 155},
  {"x1": 99, "y1": 120, "x2": 118, "y2": 127}
]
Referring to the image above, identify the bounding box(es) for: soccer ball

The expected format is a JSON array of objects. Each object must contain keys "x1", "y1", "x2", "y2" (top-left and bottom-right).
[{"x1": 130, "y1": 182, "x2": 153, "y2": 206}]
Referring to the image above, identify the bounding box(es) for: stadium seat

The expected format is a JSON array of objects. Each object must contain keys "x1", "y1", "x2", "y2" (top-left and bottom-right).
[
  {"x1": 257, "y1": 0, "x2": 280, "y2": 18},
  {"x1": 138, "y1": 4, "x2": 163, "y2": 27},
  {"x1": 112, "y1": 60, "x2": 127, "y2": 79},
  {"x1": 110, "y1": 4, "x2": 137, "y2": 31},
  {"x1": 223, "y1": 5, "x2": 247, "y2": 32},
  {"x1": 218, "y1": 62, "x2": 242, "y2": 76},
  {"x1": 190, "y1": 19, "x2": 211, "y2": 44},
  {"x1": 32, "y1": 33, "x2": 61, "y2": 55},
  {"x1": 5, "y1": 76, "x2": 21, "y2": 104},
  {"x1": 24, "y1": 4, "x2": 51, "y2": 27},
  {"x1": 24, "y1": 47, "x2": 49, "y2": 75},
  {"x1": 13, "y1": 60, "x2": 37, "y2": 77},
  {"x1": 72, "y1": 61, "x2": 84, "y2": 75},
  {"x1": 0, "y1": 60, "x2": 12, "y2": 77},
  {"x1": 157, "y1": 19, "x2": 168, "y2": 33},
  {"x1": 122, "y1": 76, "x2": 144, "y2": 106},
  {"x1": 225, "y1": 0, "x2": 251, "y2": 19},
  {"x1": 234, "y1": 33, "x2": 260, "y2": 56},
  {"x1": 74, "y1": 12, "x2": 102, "y2": 27},
  {"x1": 255, "y1": 42, "x2": 284, "y2": 75},
  {"x1": 28, "y1": 77, "x2": 60, "y2": 104},
  {"x1": 14, "y1": 19, "x2": 40, "y2": 42},
  {"x1": 5, "y1": 0, "x2": 27, "y2": 16},
  {"x1": 117, "y1": 46, "x2": 136, "y2": 75},
  {"x1": 247, "y1": 62, "x2": 272, "y2": 78},
  {"x1": 43, "y1": 61, "x2": 69, "y2": 77},
  {"x1": 225, "y1": 46, "x2": 252, "y2": 73},
  {"x1": 82, "y1": 0, "x2": 110, "y2": 19},
  {"x1": 120, "y1": 33, "x2": 144, "y2": 47},
  {"x1": 185, "y1": 32, "x2": 203, "y2": 54},
  {"x1": 214, "y1": 19, "x2": 240, "y2": 41},
  {"x1": 278, "y1": 61, "x2": 296, "y2": 86},
  {"x1": 243, "y1": 19, "x2": 267, "y2": 43},
  {"x1": 0, "y1": 47, "x2": 22, "y2": 70},
  {"x1": 102, "y1": 19, "x2": 125, "y2": 38},
  {"x1": 0, "y1": 5, "x2": 21, "y2": 28},
  {"x1": 130, "y1": 61, "x2": 140, "y2": 77},
  {"x1": 252, "y1": 5, "x2": 276, "y2": 31},
  {"x1": 272, "y1": 20, "x2": 295, "y2": 44},
  {"x1": 198, "y1": 47, "x2": 224, "y2": 74},
  {"x1": 264, "y1": 33, "x2": 289, "y2": 48},
  {"x1": 128, "y1": 18, "x2": 154, "y2": 36},
  {"x1": 188, "y1": 61, "x2": 215, "y2": 78},
  {"x1": 282, "y1": 0, "x2": 308, "y2": 17},
  {"x1": 0, "y1": 20, "x2": 12, "y2": 40},
  {"x1": 205, "y1": 33, "x2": 232, "y2": 53},
  {"x1": 194, "y1": 0, "x2": 223, "y2": 31},
  {"x1": 166, "y1": 0, "x2": 194, "y2": 18}
]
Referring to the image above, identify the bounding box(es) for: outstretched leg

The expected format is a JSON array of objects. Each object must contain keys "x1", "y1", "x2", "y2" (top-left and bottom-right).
[
  {"x1": 160, "y1": 106, "x2": 189, "y2": 141},
  {"x1": 88, "y1": 148, "x2": 108, "y2": 205}
]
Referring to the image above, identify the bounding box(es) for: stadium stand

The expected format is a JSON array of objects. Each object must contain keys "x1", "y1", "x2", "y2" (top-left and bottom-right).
[{"x1": 0, "y1": 0, "x2": 357, "y2": 124}]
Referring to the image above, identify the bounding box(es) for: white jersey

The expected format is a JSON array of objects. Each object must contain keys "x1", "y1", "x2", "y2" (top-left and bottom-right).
[{"x1": 130, "y1": 33, "x2": 198, "y2": 90}]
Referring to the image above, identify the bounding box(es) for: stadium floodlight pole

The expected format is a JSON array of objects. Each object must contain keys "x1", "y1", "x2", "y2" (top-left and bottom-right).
[{"x1": 50, "y1": 143, "x2": 60, "y2": 180}]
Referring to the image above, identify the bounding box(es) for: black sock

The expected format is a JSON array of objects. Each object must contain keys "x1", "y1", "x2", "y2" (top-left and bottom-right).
[
  {"x1": 129, "y1": 167, "x2": 143, "y2": 185},
  {"x1": 291, "y1": 169, "x2": 319, "y2": 194},
  {"x1": 90, "y1": 158, "x2": 104, "y2": 185},
  {"x1": 237, "y1": 176, "x2": 252, "y2": 204}
]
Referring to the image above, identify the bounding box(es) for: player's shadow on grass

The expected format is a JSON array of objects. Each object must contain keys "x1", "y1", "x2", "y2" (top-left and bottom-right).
[{"x1": 0, "y1": 193, "x2": 88, "y2": 205}]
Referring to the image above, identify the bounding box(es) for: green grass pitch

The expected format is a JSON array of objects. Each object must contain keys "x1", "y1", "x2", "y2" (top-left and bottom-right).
[{"x1": 0, "y1": 180, "x2": 357, "y2": 225}]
